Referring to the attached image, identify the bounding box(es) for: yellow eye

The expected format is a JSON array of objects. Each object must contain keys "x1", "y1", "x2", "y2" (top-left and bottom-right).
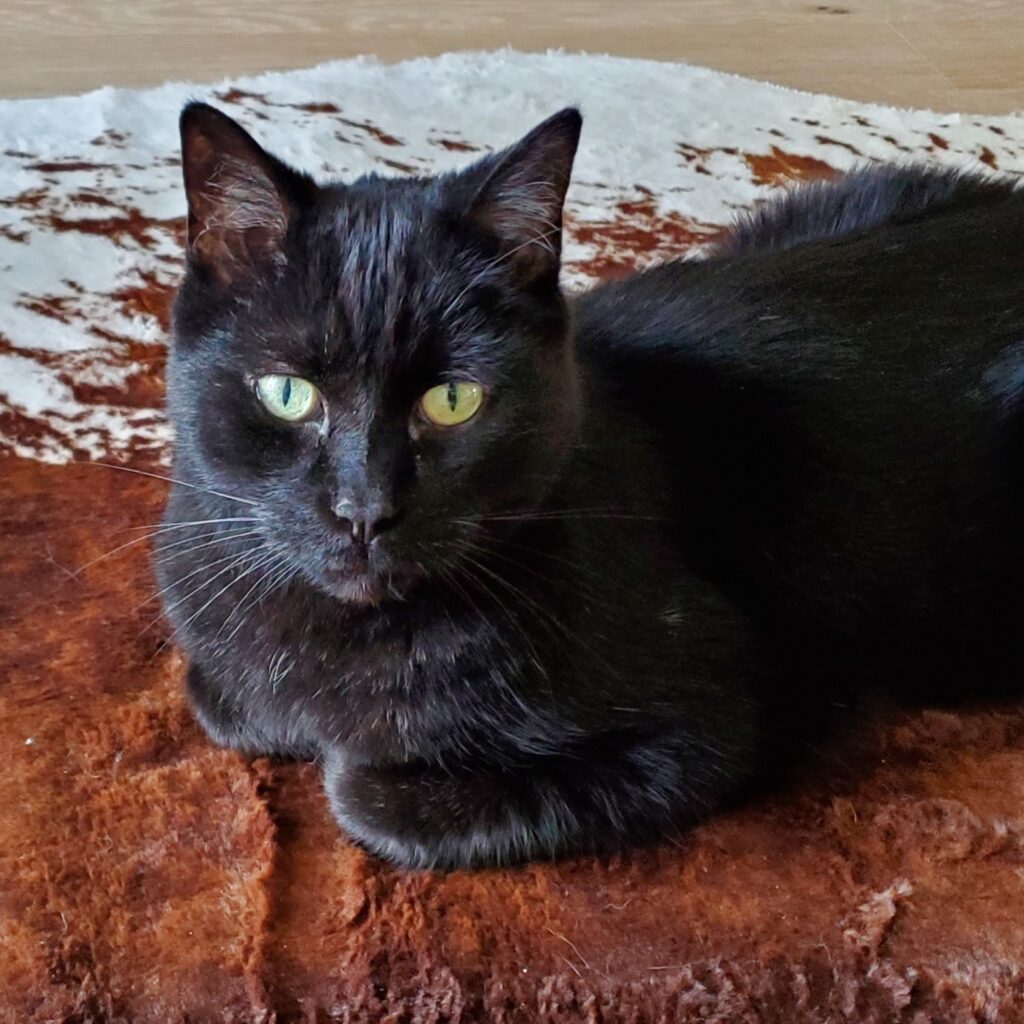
[
  {"x1": 419, "y1": 381, "x2": 484, "y2": 427},
  {"x1": 255, "y1": 374, "x2": 321, "y2": 422}
]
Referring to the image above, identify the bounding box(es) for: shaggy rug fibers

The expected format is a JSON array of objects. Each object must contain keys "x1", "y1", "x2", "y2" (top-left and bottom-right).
[{"x1": 3, "y1": 50, "x2": 1024, "y2": 1022}]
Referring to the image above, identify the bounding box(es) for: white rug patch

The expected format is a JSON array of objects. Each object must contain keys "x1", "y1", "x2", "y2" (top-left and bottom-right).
[{"x1": 1, "y1": 50, "x2": 1023, "y2": 464}]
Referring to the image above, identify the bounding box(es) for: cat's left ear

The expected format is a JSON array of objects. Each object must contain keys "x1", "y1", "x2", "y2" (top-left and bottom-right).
[
  {"x1": 180, "y1": 102, "x2": 315, "y2": 287},
  {"x1": 467, "y1": 108, "x2": 582, "y2": 283}
]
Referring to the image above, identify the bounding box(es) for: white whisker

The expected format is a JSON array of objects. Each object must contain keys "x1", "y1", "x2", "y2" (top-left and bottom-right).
[
  {"x1": 88, "y1": 461, "x2": 260, "y2": 507},
  {"x1": 153, "y1": 548, "x2": 278, "y2": 657}
]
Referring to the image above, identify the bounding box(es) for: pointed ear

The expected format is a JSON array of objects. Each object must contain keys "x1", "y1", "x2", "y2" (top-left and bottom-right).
[
  {"x1": 467, "y1": 108, "x2": 582, "y2": 283},
  {"x1": 179, "y1": 102, "x2": 314, "y2": 287}
]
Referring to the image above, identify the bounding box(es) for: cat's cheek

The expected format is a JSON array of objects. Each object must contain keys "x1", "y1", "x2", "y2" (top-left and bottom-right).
[{"x1": 189, "y1": 369, "x2": 313, "y2": 480}]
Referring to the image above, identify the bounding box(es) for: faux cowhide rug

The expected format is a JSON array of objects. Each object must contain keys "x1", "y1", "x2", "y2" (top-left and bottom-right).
[{"x1": 4, "y1": 50, "x2": 1024, "y2": 1023}]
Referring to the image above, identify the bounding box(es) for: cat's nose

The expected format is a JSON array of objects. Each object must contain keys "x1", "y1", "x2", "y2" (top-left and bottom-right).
[{"x1": 330, "y1": 497, "x2": 398, "y2": 545}]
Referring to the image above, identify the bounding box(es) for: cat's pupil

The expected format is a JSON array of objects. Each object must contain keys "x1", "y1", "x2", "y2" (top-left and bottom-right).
[
  {"x1": 447, "y1": 382, "x2": 458, "y2": 411},
  {"x1": 282, "y1": 377, "x2": 292, "y2": 407}
]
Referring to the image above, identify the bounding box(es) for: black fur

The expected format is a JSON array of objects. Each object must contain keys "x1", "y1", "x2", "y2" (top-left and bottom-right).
[{"x1": 158, "y1": 103, "x2": 1024, "y2": 869}]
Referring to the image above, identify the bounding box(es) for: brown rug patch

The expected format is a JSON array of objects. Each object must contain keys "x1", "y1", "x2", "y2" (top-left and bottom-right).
[{"x1": 5, "y1": 457, "x2": 1024, "y2": 1020}]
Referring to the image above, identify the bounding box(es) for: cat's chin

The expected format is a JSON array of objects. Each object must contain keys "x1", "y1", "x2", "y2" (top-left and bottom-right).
[
  {"x1": 323, "y1": 575, "x2": 390, "y2": 606},
  {"x1": 309, "y1": 563, "x2": 421, "y2": 606}
]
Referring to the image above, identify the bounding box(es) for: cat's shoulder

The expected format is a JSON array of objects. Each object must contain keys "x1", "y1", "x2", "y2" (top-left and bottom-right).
[{"x1": 716, "y1": 163, "x2": 1019, "y2": 255}]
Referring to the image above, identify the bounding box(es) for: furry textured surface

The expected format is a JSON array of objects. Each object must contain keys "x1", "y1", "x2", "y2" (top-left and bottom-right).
[{"x1": 3, "y1": 50, "x2": 1024, "y2": 1022}]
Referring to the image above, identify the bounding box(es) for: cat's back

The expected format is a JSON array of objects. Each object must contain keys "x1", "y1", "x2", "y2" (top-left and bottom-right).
[
  {"x1": 718, "y1": 163, "x2": 1016, "y2": 256},
  {"x1": 572, "y1": 165, "x2": 1024, "y2": 687},
  {"x1": 574, "y1": 165, "x2": 1024, "y2": 437}
]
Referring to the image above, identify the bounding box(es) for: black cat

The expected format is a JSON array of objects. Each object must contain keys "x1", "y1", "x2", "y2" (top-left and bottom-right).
[{"x1": 157, "y1": 102, "x2": 1024, "y2": 868}]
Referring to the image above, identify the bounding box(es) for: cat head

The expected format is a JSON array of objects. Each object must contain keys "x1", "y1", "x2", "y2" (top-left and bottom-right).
[{"x1": 169, "y1": 102, "x2": 583, "y2": 605}]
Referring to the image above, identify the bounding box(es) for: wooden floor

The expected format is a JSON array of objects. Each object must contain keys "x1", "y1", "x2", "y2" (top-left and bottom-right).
[{"x1": 5, "y1": 1, "x2": 1024, "y2": 113}]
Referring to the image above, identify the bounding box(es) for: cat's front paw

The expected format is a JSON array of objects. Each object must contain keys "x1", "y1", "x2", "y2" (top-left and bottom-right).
[
  {"x1": 185, "y1": 663, "x2": 317, "y2": 759},
  {"x1": 321, "y1": 751, "x2": 450, "y2": 868},
  {"x1": 321, "y1": 729, "x2": 754, "y2": 870},
  {"x1": 321, "y1": 748, "x2": 578, "y2": 870}
]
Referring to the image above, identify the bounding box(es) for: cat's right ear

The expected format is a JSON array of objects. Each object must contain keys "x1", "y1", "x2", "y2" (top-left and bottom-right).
[
  {"x1": 179, "y1": 102, "x2": 315, "y2": 287},
  {"x1": 464, "y1": 108, "x2": 582, "y2": 285}
]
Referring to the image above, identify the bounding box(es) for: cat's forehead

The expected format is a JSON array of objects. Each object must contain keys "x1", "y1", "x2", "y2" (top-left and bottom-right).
[
  {"x1": 320, "y1": 186, "x2": 426, "y2": 334},
  {"x1": 246, "y1": 181, "x2": 490, "y2": 382},
  {"x1": 282, "y1": 185, "x2": 481, "y2": 368},
  {"x1": 322, "y1": 180, "x2": 426, "y2": 258}
]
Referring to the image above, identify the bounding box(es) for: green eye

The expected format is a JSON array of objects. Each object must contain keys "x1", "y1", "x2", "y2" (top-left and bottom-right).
[
  {"x1": 419, "y1": 381, "x2": 484, "y2": 427},
  {"x1": 255, "y1": 374, "x2": 321, "y2": 422}
]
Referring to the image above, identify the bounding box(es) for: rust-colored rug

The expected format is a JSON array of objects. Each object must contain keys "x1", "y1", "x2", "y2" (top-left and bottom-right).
[{"x1": 4, "y1": 52, "x2": 1024, "y2": 1022}]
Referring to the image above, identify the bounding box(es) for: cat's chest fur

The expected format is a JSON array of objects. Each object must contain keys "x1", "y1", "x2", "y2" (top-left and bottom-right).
[
  {"x1": 160, "y1": 513, "x2": 592, "y2": 763},
  {"x1": 159, "y1": 475, "x2": 705, "y2": 767}
]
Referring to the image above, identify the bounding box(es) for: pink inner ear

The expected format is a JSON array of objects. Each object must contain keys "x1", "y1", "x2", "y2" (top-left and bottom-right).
[
  {"x1": 184, "y1": 128, "x2": 291, "y2": 285},
  {"x1": 467, "y1": 111, "x2": 581, "y2": 282},
  {"x1": 202, "y1": 156, "x2": 288, "y2": 237},
  {"x1": 475, "y1": 177, "x2": 565, "y2": 256},
  {"x1": 470, "y1": 169, "x2": 570, "y2": 285}
]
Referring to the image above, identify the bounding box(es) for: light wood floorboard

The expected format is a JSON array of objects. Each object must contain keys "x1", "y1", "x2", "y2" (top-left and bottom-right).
[{"x1": 4, "y1": 1, "x2": 1022, "y2": 112}]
